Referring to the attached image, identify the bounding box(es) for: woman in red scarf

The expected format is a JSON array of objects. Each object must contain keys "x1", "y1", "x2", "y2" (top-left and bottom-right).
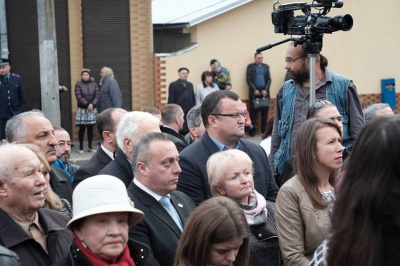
[{"x1": 54, "y1": 175, "x2": 160, "y2": 266}]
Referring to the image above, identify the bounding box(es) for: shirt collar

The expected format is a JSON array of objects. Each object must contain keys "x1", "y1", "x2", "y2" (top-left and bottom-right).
[
  {"x1": 133, "y1": 178, "x2": 169, "y2": 202},
  {"x1": 14, "y1": 212, "x2": 42, "y2": 235},
  {"x1": 208, "y1": 134, "x2": 241, "y2": 151},
  {"x1": 101, "y1": 144, "x2": 115, "y2": 160}
]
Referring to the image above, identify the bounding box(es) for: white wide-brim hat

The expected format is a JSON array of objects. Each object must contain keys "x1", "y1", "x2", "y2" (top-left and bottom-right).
[{"x1": 67, "y1": 175, "x2": 144, "y2": 228}]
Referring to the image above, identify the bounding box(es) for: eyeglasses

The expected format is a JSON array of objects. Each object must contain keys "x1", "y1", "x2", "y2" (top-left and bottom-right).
[
  {"x1": 211, "y1": 112, "x2": 247, "y2": 119},
  {"x1": 285, "y1": 55, "x2": 306, "y2": 64},
  {"x1": 313, "y1": 100, "x2": 332, "y2": 110}
]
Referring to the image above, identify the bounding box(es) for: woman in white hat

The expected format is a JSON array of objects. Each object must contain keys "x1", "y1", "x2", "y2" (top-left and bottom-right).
[{"x1": 54, "y1": 175, "x2": 160, "y2": 266}]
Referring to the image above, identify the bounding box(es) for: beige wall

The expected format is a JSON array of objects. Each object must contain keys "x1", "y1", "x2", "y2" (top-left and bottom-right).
[{"x1": 162, "y1": 0, "x2": 400, "y2": 101}]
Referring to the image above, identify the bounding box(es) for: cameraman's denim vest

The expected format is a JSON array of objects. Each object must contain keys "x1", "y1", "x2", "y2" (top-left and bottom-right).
[{"x1": 274, "y1": 72, "x2": 351, "y2": 174}]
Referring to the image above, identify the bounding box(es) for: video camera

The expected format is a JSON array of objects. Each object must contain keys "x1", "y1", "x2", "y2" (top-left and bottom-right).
[{"x1": 271, "y1": 0, "x2": 353, "y2": 36}]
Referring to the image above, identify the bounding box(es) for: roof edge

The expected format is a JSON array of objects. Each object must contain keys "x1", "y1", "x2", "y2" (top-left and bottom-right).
[
  {"x1": 155, "y1": 43, "x2": 198, "y2": 57},
  {"x1": 187, "y1": 0, "x2": 253, "y2": 27}
]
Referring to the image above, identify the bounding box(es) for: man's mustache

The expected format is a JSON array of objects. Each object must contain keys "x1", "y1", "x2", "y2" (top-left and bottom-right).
[{"x1": 46, "y1": 146, "x2": 56, "y2": 153}]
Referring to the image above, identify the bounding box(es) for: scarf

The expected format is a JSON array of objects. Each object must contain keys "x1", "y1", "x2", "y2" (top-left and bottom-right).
[
  {"x1": 75, "y1": 238, "x2": 136, "y2": 266},
  {"x1": 239, "y1": 190, "x2": 268, "y2": 225}
]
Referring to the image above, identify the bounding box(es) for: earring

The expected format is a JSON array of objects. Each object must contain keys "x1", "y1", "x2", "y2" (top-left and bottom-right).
[{"x1": 82, "y1": 240, "x2": 87, "y2": 248}]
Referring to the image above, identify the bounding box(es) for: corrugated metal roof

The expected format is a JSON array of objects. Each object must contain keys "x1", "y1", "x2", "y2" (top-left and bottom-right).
[{"x1": 152, "y1": 0, "x2": 253, "y2": 27}]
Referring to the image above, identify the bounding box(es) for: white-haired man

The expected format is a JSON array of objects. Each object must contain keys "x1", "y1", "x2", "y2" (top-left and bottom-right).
[
  {"x1": 98, "y1": 111, "x2": 160, "y2": 187},
  {"x1": 0, "y1": 144, "x2": 72, "y2": 265}
]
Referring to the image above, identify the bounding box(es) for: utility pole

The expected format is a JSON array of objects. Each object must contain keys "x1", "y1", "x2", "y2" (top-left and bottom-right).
[{"x1": 37, "y1": 0, "x2": 60, "y2": 126}]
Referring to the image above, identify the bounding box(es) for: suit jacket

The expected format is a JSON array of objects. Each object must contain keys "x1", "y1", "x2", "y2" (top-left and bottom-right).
[
  {"x1": 73, "y1": 147, "x2": 112, "y2": 189},
  {"x1": 177, "y1": 131, "x2": 279, "y2": 205},
  {"x1": 127, "y1": 183, "x2": 196, "y2": 266},
  {"x1": 98, "y1": 148, "x2": 133, "y2": 187},
  {"x1": 0, "y1": 73, "x2": 26, "y2": 118},
  {"x1": 49, "y1": 166, "x2": 73, "y2": 204},
  {"x1": 160, "y1": 126, "x2": 187, "y2": 153}
]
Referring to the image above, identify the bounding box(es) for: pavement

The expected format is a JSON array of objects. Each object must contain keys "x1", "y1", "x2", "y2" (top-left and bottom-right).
[
  {"x1": 69, "y1": 141, "x2": 99, "y2": 166},
  {"x1": 69, "y1": 134, "x2": 263, "y2": 165}
]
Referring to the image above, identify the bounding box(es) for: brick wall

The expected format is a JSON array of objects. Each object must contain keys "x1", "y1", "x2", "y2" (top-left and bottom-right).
[{"x1": 130, "y1": 0, "x2": 155, "y2": 111}]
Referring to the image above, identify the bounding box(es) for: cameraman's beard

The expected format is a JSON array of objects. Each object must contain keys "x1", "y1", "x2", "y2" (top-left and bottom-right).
[{"x1": 290, "y1": 63, "x2": 309, "y2": 84}]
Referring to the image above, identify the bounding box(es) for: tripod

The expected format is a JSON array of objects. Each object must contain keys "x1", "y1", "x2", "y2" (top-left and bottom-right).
[{"x1": 257, "y1": 34, "x2": 323, "y2": 107}]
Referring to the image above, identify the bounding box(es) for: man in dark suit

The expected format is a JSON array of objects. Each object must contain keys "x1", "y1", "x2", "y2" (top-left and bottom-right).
[
  {"x1": 0, "y1": 58, "x2": 26, "y2": 140},
  {"x1": 73, "y1": 107, "x2": 127, "y2": 188},
  {"x1": 99, "y1": 111, "x2": 161, "y2": 187},
  {"x1": 5, "y1": 110, "x2": 73, "y2": 203},
  {"x1": 177, "y1": 90, "x2": 279, "y2": 205},
  {"x1": 167, "y1": 67, "x2": 195, "y2": 135},
  {"x1": 160, "y1": 104, "x2": 187, "y2": 153},
  {"x1": 128, "y1": 132, "x2": 196, "y2": 266}
]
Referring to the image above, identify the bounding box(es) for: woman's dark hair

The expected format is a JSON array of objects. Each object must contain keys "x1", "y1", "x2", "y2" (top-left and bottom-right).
[
  {"x1": 294, "y1": 117, "x2": 341, "y2": 209},
  {"x1": 174, "y1": 196, "x2": 250, "y2": 266},
  {"x1": 201, "y1": 71, "x2": 214, "y2": 87},
  {"x1": 327, "y1": 115, "x2": 400, "y2": 266},
  {"x1": 261, "y1": 114, "x2": 275, "y2": 140}
]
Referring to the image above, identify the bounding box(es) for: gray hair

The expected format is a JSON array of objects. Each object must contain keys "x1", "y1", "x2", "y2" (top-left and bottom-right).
[
  {"x1": 212, "y1": 61, "x2": 222, "y2": 68},
  {"x1": 161, "y1": 104, "x2": 183, "y2": 125},
  {"x1": 186, "y1": 104, "x2": 202, "y2": 128},
  {"x1": 0, "y1": 143, "x2": 31, "y2": 181},
  {"x1": 116, "y1": 111, "x2": 160, "y2": 152},
  {"x1": 364, "y1": 103, "x2": 391, "y2": 122},
  {"x1": 5, "y1": 110, "x2": 45, "y2": 143},
  {"x1": 131, "y1": 132, "x2": 172, "y2": 174},
  {"x1": 101, "y1": 67, "x2": 114, "y2": 77}
]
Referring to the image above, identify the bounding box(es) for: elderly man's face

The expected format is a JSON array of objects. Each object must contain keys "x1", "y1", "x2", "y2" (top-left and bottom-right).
[
  {"x1": 123, "y1": 118, "x2": 161, "y2": 160},
  {"x1": 54, "y1": 130, "x2": 71, "y2": 162},
  {"x1": 178, "y1": 70, "x2": 189, "y2": 81},
  {"x1": 22, "y1": 115, "x2": 58, "y2": 164},
  {"x1": 1, "y1": 147, "x2": 47, "y2": 212}
]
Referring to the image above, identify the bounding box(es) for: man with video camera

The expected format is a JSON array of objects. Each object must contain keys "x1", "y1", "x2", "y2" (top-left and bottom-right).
[{"x1": 269, "y1": 41, "x2": 364, "y2": 181}]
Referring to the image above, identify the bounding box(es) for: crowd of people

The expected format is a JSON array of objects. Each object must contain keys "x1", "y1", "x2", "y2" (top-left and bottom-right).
[{"x1": 0, "y1": 41, "x2": 399, "y2": 266}]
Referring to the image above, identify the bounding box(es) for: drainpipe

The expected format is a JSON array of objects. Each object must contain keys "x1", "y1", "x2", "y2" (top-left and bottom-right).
[{"x1": 0, "y1": 0, "x2": 9, "y2": 59}]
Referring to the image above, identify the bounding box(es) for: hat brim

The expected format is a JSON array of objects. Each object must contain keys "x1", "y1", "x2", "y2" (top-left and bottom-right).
[{"x1": 67, "y1": 204, "x2": 144, "y2": 229}]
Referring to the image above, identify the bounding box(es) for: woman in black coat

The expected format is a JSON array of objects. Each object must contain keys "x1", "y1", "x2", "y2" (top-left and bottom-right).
[{"x1": 74, "y1": 68, "x2": 99, "y2": 153}]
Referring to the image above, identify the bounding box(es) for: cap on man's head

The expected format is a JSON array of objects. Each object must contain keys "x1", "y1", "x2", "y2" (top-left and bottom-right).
[
  {"x1": 0, "y1": 58, "x2": 10, "y2": 67},
  {"x1": 178, "y1": 67, "x2": 189, "y2": 73}
]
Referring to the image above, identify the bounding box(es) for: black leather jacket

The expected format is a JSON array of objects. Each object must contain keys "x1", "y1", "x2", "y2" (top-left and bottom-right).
[{"x1": 0, "y1": 245, "x2": 19, "y2": 266}]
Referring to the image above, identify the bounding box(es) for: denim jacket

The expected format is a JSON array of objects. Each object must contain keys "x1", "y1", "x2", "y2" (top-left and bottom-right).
[{"x1": 274, "y1": 72, "x2": 350, "y2": 174}]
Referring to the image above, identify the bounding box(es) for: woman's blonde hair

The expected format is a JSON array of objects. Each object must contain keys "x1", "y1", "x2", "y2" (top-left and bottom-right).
[{"x1": 207, "y1": 150, "x2": 253, "y2": 197}]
